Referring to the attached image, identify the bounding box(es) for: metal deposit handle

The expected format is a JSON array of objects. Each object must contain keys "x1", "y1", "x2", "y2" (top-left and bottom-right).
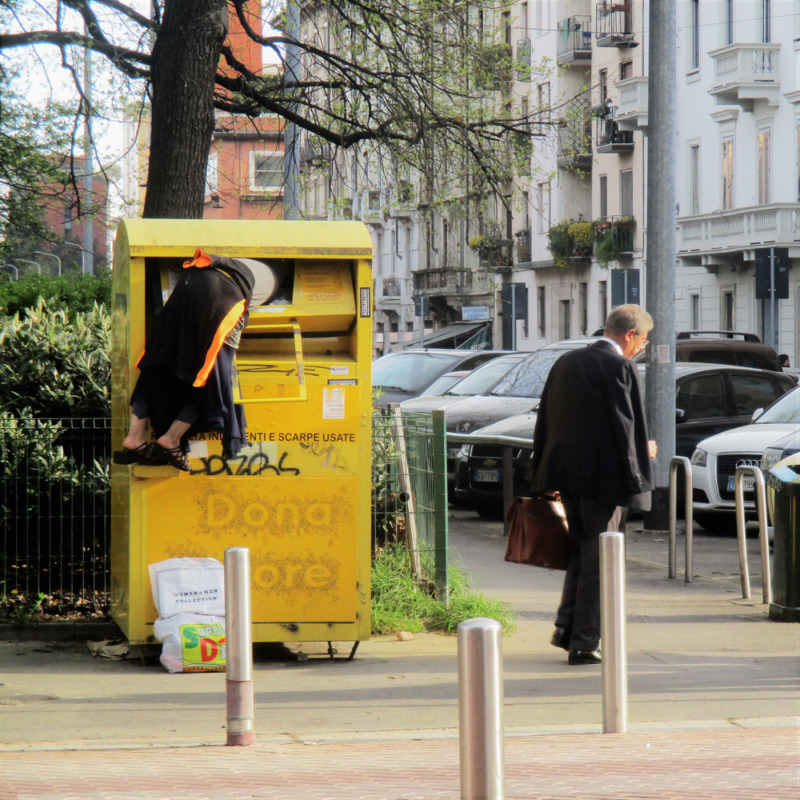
[
  {"x1": 233, "y1": 320, "x2": 307, "y2": 404},
  {"x1": 668, "y1": 456, "x2": 694, "y2": 582},
  {"x1": 734, "y1": 466, "x2": 772, "y2": 604}
]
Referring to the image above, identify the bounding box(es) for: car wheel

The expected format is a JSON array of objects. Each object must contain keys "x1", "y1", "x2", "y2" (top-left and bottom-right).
[{"x1": 693, "y1": 511, "x2": 737, "y2": 535}]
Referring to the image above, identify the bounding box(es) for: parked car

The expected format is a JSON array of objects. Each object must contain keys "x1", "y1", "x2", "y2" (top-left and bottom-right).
[
  {"x1": 438, "y1": 337, "x2": 600, "y2": 485},
  {"x1": 691, "y1": 384, "x2": 800, "y2": 532},
  {"x1": 633, "y1": 330, "x2": 783, "y2": 372},
  {"x1": 398, "y1": 352, "x2": 528, "y2": 413},
  {"x1": 456, "y1": 363, "x2": 796, "y2": 518},
  {"x1": 417, "y1": 371, "x2": 472, "y2": 397},
  {"x1": 761, "y1": 429, "x2": 800, "y2": 474},
  {"x1": 372, "y1": 348, "x2": 509, "y2": 408}
]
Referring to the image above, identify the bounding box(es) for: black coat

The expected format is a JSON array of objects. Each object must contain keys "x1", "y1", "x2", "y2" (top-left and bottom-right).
[
  {"x1": 137, "y1": 252, "x2": 255, "y2": 388},
  {"x1": 529, "y1": 340, "x2": 653, "y2": 511}
]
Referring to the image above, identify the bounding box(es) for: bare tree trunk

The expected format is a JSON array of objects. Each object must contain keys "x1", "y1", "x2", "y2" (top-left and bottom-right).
[{"x1": 143, "y1": 0, "x2": 228, "y2": 219}]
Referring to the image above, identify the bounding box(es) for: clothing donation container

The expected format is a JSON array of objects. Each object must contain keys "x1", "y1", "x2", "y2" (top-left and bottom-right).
[{"x1": 111, "y1": 219, "x2": 373, "y2": 649}]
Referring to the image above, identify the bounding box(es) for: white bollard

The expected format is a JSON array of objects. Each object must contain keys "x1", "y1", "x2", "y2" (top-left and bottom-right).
[
  {"x1": 224, "y1": 547, "x2": 255, "y2": 746},
  {"x1": 600, "y1": 532, "x2": 627, "y2": 734},
  {"x1": 457, "y1": 617, "x2": 505, "y2": 800}
]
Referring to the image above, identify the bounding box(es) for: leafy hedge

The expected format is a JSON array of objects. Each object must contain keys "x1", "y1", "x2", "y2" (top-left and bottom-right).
[
  {"x1": 0, "y1": 273, "x2": 111, "y2": 319},
  {"x1": 0, "y1": 299, "x2": 111, "y2": 418}
]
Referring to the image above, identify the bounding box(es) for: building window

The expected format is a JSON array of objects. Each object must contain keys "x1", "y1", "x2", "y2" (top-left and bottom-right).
[
  {"x1": 368, "y1": 190, "x2": 381, "y2": 211},
  {"x1": 758, "y1": 129, "x2": 770, "y2": 204},
  {"x1": 579, "y1": 282, "x2": 588, "y2": 336},
  {"x1": 620, "y1": 169, "x2": 634, "y2": 217},
  {"x1": 205, "y1": 152, "x2": 219, "y2": 199},
  {"x1": 723, "y1": 290, "x2": 735, "y2": 330},
  {"x1": 721, "y1": 137, "x2": 734, "y2": 210},
  {"x1": 559, "y1": 299, "x2": 571, "y2": 340},
  {"x1": 690, "y1": 144, "x2": 700, "y2": 214},
  {"x1": 598, "y1": 281, "x2": 608, "y2": 324},
  {"x1": 537, "y1": 181, "x2": 551, "y2": 234},
  {"x1": 690, "y1": 0, "x2": 700, "y2": 70},
  {"x1": 599, "y1": 69, "x2": 608, "y2": 105},
  {"x1": 536, "y1": 82, "x2": 550, "y2": 135},
  {"x1": 537, "y1": 286, "x2": 546, "y2": 337},
  {"x1": 599, "y1": 174, "x2": 608, "y2": 220},
  {"x1": 761, "y1": 0, "x2": 771, "y2": 43},
  {"x1": 250, "y1": 151, "x2": 283, "y2": 191},
  {"x1": 691, "y1": 294, "x2": 701, "y2": 330},
  {"x1": 725, "y1": 0, "x2": 734, "y2": 45},
  {"x1": 620, "y1": 60, "x2": 633, "y2": 80}
]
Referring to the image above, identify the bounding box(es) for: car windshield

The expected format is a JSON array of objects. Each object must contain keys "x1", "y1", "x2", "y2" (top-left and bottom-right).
[
  {"x1": 755, "y1": 386, "x2": 800, "y2": 424},
  {"x1": 444, "y1": 355, "x2": 522, "y2": 396},
  {"x1": 489, "y1": 348, "x2": 569, "y2": 398},
  {"x1": 372, "y1": 351, "x2": 464, "y2": 393}
]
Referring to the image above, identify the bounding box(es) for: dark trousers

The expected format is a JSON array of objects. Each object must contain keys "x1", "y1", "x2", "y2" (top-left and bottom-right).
[{"x1": 555, "y1": 493, "x2": 623, "y2": 652}]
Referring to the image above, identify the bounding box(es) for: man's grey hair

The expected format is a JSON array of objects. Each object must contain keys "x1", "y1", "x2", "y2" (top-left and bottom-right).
[{"x1": 604, "y1": 304, "x2": 653, "y2": 337}]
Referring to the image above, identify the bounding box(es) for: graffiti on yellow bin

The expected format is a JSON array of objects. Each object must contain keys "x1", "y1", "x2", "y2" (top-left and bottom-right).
[{"x1": 180, "y1": 622, "x2": 226, "y2": 672}]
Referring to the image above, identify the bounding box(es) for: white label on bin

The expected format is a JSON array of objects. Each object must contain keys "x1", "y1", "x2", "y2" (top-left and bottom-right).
[
  {"x1": 322, "y1": 387, "x2": 345, "y2": 419},
  {"x1": 331, "y1": 365, "x2": 349, "y2": 375},
  {"x1": 188, "y1": 440, "x2": 208, "y2": 459}
]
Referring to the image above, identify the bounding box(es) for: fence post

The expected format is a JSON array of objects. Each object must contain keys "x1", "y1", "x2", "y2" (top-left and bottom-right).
[
  {"x1": 502, "y1": 445, "x2": 514, "y2": 538},
  {"x1": 600, "y1": 531, "x2": 627, "y2": 734},
  {"x1": 225, "y1": 547, "x2": 255, "y2": 746},
  {"x1": 458, "y1": 617, "x2": 505, "y2": 800},
  {"x1": 392, "y1": 406, "x2": 421, "y2": 576},
  {"x1": 432, "y1": 409, "x2": 449, "y2": 605}
]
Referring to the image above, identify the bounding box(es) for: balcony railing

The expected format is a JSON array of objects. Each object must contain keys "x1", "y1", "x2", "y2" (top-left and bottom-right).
[
  {"x1": 595, "y1": 2, "x2": 637, "y2": 48},
  {"x1": 557, "y1": 96, "x2": 593, "y2": 170},
  {"x1": 708, "y1": 43, "x2": 780, "y2": 109},
  {"x1": 556, "y1": 15, "x2": 592, "y2": 66},
  {"x1": 412, "y1": 268, "x2": 495, "y2": 297},
  {"x1": 595, "y1": 113, "x2": 634, "y2": 154},
  {"x1": 615, "y1": 76, "x2": 648, "y2": 131},
  {"x1": 677, "y1": 204, "x2": 800, "y2": 266}
]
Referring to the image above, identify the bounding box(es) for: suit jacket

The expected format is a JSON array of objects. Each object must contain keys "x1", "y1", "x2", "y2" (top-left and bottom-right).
[{"x1": 529, "y1": 340, "x2": 653, "y2": 511}]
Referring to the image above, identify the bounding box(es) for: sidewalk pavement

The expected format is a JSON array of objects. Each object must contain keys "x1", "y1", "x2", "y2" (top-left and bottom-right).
[{"x1": 1, "y1": 510, "x2": 798, "y2": 799}]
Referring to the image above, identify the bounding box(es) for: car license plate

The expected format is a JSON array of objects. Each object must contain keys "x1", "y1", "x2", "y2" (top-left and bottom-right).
[
  {"x1": 474, "y1": 469, "x2": 501, "y2": 483},
  {"x1": 727, "y1": 475, "x2": 755, "y2": 492}
]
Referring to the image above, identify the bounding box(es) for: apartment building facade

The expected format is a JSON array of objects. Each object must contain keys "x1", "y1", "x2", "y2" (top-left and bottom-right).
[{"x1": 674, "y1": 0, "x2": 800, "y2": 364}]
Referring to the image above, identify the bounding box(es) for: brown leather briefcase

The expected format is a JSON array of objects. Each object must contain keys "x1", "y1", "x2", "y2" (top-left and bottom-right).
[{"x1": 504, "y1": 494, "x2": 570, "y2": 570}]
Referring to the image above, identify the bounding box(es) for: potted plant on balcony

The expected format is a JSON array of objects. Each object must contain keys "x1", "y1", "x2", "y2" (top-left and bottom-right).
[
  {"x1": 469, "y1": 223, "x2": 513, "y2": 266},
  {"x1": 514, "y1": 227, "x2": 531, "y2": 262},
  {"x1": 546, "y1": 220, "x2": 572, "y2": 269},
  {"x1": 568, "y1": 221, "x2": 594, "y2": 258}
]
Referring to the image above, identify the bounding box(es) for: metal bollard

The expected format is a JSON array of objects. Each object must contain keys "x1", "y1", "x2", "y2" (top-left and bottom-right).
[
  {"x1": 224, "y1": 547, "x2": 255, "y2": 746},
  {"x1": 600, "y1": 532, "x2": 627, "y2": 734},
  {"x1": 668, "y1": 456, "x2": 694, "y2": 582},
  {"x1": 458, "y1": 618, "x2": 505, "y2": 800},
  {"x1": 734, "y1": 467, "x2": 772, "y2": 604}
]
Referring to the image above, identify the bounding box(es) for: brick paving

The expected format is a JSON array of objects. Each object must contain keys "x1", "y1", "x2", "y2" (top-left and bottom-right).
[{"x1": 1, "y1": 727, "x2": 798, "y2": 800}]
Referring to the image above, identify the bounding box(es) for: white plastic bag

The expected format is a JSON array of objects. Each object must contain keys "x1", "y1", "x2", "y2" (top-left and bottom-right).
[
  {"x1": 149, "y1": 557, "x2": 225, "y2": 617},
  {"x1": 153, "y1": 613, "x2": 226, "y2": 673}
]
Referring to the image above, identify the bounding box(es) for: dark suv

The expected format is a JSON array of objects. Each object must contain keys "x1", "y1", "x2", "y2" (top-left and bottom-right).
[
  {"x1": 633, "y1": 331, "x2": 783, "y2": 372},
  {"x1": 455, "y1": 362, "x2": 796, "y2": 517}
]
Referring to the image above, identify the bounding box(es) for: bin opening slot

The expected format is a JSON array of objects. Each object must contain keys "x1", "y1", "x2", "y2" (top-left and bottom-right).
[{"x1": 233, "y1": 320, "x2": 307, "y2": 404}]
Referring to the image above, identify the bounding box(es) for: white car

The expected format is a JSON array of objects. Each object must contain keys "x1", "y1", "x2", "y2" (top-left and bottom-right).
[{"x1": 691, "y1": 385, "x2": 800, "y2": 531}]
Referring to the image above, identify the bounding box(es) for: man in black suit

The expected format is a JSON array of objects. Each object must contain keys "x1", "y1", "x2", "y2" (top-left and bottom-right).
[{"x1": 529, "y1": 305, "x2": 656, "y2": 665}]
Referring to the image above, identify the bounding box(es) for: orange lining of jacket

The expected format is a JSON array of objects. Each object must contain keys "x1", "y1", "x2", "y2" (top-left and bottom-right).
[{"x1": 193, "y1": 299, "x2": 246, "y2": 387}]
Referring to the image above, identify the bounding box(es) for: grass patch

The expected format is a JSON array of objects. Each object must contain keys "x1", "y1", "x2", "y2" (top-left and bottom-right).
[{"x1": 371, "y1": 545, "x2": 515, "y2": 636}]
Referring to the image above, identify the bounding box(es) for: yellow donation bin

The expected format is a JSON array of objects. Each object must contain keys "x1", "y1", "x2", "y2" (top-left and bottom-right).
[{"x1": 111, "y1": 219, "x2": 373, "y2": 647}]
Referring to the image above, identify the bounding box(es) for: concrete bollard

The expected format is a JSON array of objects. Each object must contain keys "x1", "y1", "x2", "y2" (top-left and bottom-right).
[
  {"x1": 224, "y1": 547, "x2": 255, "y2": 746},
  {"x1": 458, "y1": 617, "x2": 505, "y2": 800},
  {"x1": 600, "y1": 532, "x2": 627, "y2": 734}
]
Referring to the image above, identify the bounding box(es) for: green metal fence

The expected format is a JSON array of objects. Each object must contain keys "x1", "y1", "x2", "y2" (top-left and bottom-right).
[
  {"x1": 372, "y1": 408, "x2": 449, "y2": 602},
  {"x1": 1, "y1": 409, "x2": 450, "y2": 617},
  {"x1": 0, "y1": 416, "x2": 110, "y2": 616}
]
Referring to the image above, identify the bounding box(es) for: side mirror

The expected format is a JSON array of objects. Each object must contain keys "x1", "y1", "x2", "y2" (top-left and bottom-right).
[
  {"x1": 751, "y1": 407, "x2": 764, "y2": 422},
  {"x1": 675, "y1": 408, "x2": 686, "y2": 422}
]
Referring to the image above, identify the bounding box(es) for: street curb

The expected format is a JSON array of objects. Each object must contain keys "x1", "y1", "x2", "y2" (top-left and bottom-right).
[{"x1": 0, "y1": 620, "x2": 119, "y2": 642}]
